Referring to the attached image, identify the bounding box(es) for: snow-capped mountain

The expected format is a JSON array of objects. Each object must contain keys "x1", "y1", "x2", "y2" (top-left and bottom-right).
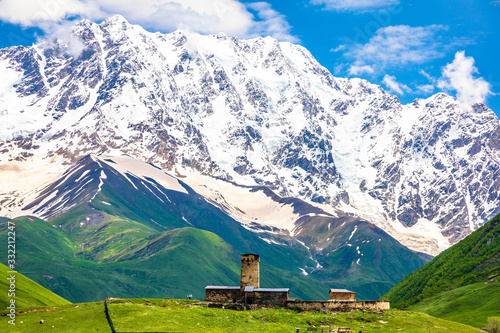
[
  {"x1": 1, "y1": 152, "x2": 428, "y2": 300},
  {"x1": 1, "y1": 15, "x2": 499, "y2": 255}
]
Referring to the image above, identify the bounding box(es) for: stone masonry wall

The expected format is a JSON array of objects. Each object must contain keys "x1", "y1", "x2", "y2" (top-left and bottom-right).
[
  {"x1": 253, "y1": 291, "x2": 289, "y2": 307},
  {"x1": 205, "y1": 289, "x2": 243, "y2": 303},
  {"x1": 286, "y1": 300, "x2": 390, "y2": 312},
  {"x1": 240, "y1": 254, "x2": 260, "y2": 289}
]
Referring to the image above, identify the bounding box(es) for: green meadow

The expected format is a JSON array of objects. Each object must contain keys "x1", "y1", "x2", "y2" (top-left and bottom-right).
[{"x1": 2, "y1": 298, "x2": 484, "y2": 332}]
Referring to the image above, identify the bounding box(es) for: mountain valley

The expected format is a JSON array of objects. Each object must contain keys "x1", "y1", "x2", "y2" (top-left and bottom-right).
[{"x1": 0, "y1": 15, "x2": 499, "y2": 307}]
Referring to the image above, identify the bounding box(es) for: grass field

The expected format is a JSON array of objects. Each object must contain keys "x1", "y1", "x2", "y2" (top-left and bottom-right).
[
  {"x1": 1, "y1": 302, "x2": 109, "y2": 331},
  {"x1": 410, "y1": 280, "x2": 500, "y2": 328},
  {"x1": 1, "y1": 298, "x2": 485, "y2": 332}
]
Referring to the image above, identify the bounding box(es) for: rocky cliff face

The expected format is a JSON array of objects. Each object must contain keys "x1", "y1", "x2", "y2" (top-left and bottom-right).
[{"x1": 1, "y1": 15, "x2": 499, "y2": 255}]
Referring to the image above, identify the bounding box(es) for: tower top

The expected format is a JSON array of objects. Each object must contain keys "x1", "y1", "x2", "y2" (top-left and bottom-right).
[{"x1": 241, "y1": 253, "x2": 260, "y2": 260}]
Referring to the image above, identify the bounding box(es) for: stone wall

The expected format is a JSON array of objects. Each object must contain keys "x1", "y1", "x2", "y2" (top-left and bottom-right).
[
  {"x1": 240, "y1": 254, "x2": 260, "y2": 289},
  {"x1": 286, "y1": 300, "x2": 390, "y2": 312},
  {"x1": 205, "y1": 289, "x2": 242, "y2": 303},
  {"x1": 329, "y1": 292, "x2": 356, "y2": 301},
  {"x1": 253, "y1": 291, "x2": 289, "y2": 307}
]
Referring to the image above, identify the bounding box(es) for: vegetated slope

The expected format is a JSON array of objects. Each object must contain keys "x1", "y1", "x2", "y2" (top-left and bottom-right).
[
  {"x1": 297, "y1": 215, "x2": 428, "y2": 300},
  {"x1": 10, "y1": 154, "x2": 427, "y2": 300},
  {"x1": 0, "y1": 262, "x2": 71, "y2": 311},
  {"x1": 25, "y1": 154, "x2": 317, "y2": 273},
  {"x1": 30, "y1": 155, "x2": 426, "y2": 299},
  {"x1": 0, "y1": 216, "x2": 145, "y2": 302},
  {"x1": 410, "y1": 280, "x2": 500, "y2": 328},
  {"x1": 0, "y1": 217, "x2": 328, "y2": 302},
  {"x1": 3, "y1": 299, "x2": 484, "y2": 333},
  {"x1": 384, "y1": 213, "x2": 500, "y2": 310}
]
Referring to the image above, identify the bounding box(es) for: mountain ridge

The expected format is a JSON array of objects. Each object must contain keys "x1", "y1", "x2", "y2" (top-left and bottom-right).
[
  {"x1": 1, "y1": 154, "x2": 428, "y2": 301},
  {"x1": 1, "y1": 15, "x2": 499, "y2": 256}
]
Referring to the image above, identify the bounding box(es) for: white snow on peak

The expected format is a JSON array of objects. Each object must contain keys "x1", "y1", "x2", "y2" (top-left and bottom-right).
[
  {"x1": 182, "y1": 172, "x2": 300, "y2": 232},
  {"x1": 259, "y1": 237, "x2": 287, "y2": 246},
  {"x1": 0, "y1": 16, "x2": 499, "y2": 256},
  {"x1": 98, "y1": 155, "x2": 188, "y2": 194}
]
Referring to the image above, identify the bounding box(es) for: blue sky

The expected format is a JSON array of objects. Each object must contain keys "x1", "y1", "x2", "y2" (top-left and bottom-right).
[{"x1": 0, "y1": 0, "x2": 499, "y2": 117}]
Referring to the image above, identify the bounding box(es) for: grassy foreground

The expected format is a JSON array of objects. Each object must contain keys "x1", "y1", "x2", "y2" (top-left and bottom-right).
[
  {"x1": 1, "y1": 302, "x2": 109, "y2": 331},
  {"x1": 1, "y1": 298, "x2": 484, "y2": 332}
]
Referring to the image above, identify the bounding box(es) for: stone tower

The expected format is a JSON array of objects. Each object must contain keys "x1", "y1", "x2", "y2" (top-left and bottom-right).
[{"x1": 240, "y1": 254, "x2": 260, "y2": 290}]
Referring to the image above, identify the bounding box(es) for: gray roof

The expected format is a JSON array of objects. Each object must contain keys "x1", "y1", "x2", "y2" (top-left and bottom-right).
[
  {"x1": 329, "y1": 288, "x2": 356, "y2": 293},
  {"x1": 249, "y1": 288, "x2": 289, "y2": 292},
  {"x1": 205, "y1": 285, "x2": 289, "y2": 292}
]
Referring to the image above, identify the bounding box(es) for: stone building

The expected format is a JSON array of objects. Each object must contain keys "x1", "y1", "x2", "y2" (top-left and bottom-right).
[
  {"x1": 243, "y1": 286, "x2": 289, "y2": 307},
  {"x1": 329, "y1": 288, "x2": 356, "y2": 301},
  {"x1": 204, "y1": 253, "x2": 389, "y2": 311},
  {"x1": 205, "y1": 254, "x2": 289, "y2": 307}
]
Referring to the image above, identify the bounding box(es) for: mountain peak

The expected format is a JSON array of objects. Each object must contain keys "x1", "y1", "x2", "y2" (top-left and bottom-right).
[
  {"x1": 101, "y1": 14, "x2": 130, "y2": 27},
  {"x1": 0, "y1": 17, "x2": 499, "y2": 256}
]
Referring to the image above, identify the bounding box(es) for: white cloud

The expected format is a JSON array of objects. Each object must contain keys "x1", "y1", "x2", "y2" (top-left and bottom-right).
[
  {"x1": 0, "y1": 0, "x2": 101, "y2": 25},
  {"x1": 437, "y1": 51, "x2": 492, "y2": 104},
  {"x1": 419, "y1": 69, "x2": 436, "y2": 84},
  {"x1": 38, "y1": 21, "x2": 87, "y2": 57},
  {"x1": 382, "y1": 74, "x2": 411, "y2": 95},
  {"x1": 330, "y1": 45, "x2": 345, "y2": 52},
  {"x1": 343, "y1": 25, "x2": 448, "y2": 75},
  {"x1": 348, "y1": 65, "x2": 374, "y2": 76},
  {"x1": 310, "y1": 0, "x2": 399, "y2": 12},
  {"x1": 333, "y1": 63, "x2": 348, "y2": 75},
  {"x1": 0, "y1": 0, "x2": 296, "y2": 42},
  {"x1": 100, "y1": 0, "x2": 254, "y2": 37},
  {"x1": 415, "y1": 84, "x2": 434, "y2": 94},
  {"x1": 246, "y1": 2, "x2": 298, "y2": 42}
]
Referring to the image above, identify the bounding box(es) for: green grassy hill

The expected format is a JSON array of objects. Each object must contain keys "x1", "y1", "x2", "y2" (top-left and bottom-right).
[
  {"x1": 3, "y1": 155, "x2": 431, "y2": 304},
  {"x1": 384, "y1": 213, "x2": 500, "y2": 328},
  {"x1": 410, "y1": 280, "x2": 500, "y2": 328},
  {"x1": 44, "y1": 155, "x2": 320, "y2": 275},
  {"x1": 0, "y1": 262, "x2": 70, "y2": 312},
  {"x1": 1, "y1": 298, "x2": 484, "y2": 333},
  {"x1": 0, "y1": 217, "x2": 328, "y2": 303}
]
